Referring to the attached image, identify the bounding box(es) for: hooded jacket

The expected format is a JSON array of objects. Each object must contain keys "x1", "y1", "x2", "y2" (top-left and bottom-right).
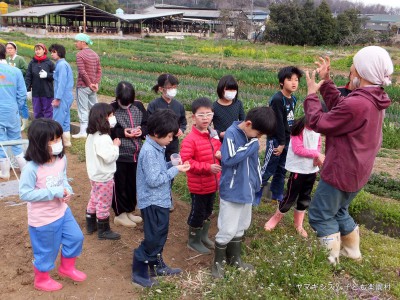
[
  {"x1": 180, "y1": 125, "x2": 221, "y2": 194},
  {"x1": 219, "y1": 121, "x2": 261, "y2": 204},
  {"x1": 304, "y1": 80, "x2": 391, "y2": 192}
]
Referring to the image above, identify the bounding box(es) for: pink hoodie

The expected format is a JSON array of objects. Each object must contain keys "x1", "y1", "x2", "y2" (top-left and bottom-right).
[{"x1": 304, "y1": 79, "x2": 391, "y2": 192}]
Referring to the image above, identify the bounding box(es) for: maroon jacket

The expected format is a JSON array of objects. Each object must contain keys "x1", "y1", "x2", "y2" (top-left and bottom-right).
[
  {"x1": 304, "y1": 80, "x2": 391, "y2": 192},
  {"x1": 180, "y1": 125, "x2": 221, "y2": 194}
]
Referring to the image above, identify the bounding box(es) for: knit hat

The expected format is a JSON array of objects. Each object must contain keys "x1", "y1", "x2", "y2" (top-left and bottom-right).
[
  {"x1": 34, "y1": 43, "x2": 48, "y2": 55},
  {"x1": 353, "y1": 46, "x2": 393, "y2": 86},
  {"x1": 6, "y1": 42, "x2": 17, "y2": 51},
  {"x1": 74, "y1": 33, "x2": 93, "y2": 46}
]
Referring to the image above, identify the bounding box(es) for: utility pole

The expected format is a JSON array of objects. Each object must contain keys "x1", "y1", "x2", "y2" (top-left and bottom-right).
[{"x1": 19, "y1": 0, "x2": 21, "y2": 10}]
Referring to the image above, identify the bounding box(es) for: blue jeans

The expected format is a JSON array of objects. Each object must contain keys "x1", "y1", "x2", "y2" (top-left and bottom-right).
[
  {"x1": 308, "y1": 179, "x2": 359, "y2": 237},
  {"x1": 29, "y1": 207, "x2": 84, "y2": 272},
  {"x1": 260, "y1": 137, "x2": 288, "y2": 201}
]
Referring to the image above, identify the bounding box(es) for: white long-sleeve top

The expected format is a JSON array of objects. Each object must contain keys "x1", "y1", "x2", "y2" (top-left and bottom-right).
[{"x1": 85, "y1": 132, "x2": 119, "y2": 182}]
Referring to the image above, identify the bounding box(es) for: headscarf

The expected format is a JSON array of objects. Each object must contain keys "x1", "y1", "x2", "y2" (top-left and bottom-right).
[
  {"x1": 34, "y1": 43, "x2": 48, "y2": 55},
  {"x1": 353, "y1": 46, "x2": 393, "y2": 86},
  {"x1": 74, "y1": 33, "x2": 93, "y2": 46},
  {"x1": 6, "y1": 42, "x2": 17, "y2": 51}
]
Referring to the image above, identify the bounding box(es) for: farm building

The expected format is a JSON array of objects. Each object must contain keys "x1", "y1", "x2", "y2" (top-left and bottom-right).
[{"x1": 362, "y1": 14, "x2": 400, "y2": 35}]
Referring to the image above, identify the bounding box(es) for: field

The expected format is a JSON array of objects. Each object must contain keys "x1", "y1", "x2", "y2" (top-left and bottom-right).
[{"x1": 0, "y1": 32, "x2": 399, "y2": 299}]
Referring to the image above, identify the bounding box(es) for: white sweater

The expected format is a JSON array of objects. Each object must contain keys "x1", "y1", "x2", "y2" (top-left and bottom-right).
[{"x1": 85, "y1": 132, "x2": 119, "y2": 182}]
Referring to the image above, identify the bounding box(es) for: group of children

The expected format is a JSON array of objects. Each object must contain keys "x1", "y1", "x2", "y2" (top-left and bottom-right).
[{"x1": 18, "y1": 66, "x2": 326, "y2": 291}]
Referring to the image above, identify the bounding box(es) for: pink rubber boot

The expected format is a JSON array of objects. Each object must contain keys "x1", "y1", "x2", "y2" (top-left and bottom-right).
[
  {"x1": 33, "y1": 266, "x2": 63, "y2": 292},
  {"x1": 58, "y1": 256, "x2": 87, "y2": 282},
  {"x1": 294, "y1": 209, "x2": 308, "y2": 238},
  {"x1": 264, "y1": 209, "x2": 285, "y2": 231}
]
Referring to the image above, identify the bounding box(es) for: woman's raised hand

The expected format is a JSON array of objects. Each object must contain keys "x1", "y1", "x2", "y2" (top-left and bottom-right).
[
  {"x1": 305, "y1": 70, "x2": 325, "y2": 96},
  {"x1": 315, "y1": 56, "x2": 331, "y2": 80}
]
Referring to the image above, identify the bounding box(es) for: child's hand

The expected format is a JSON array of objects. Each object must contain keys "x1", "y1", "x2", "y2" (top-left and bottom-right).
[
  {"x1": 313, "y1": 153, "x2": 325, "y2": 167},
  {"x1": 132, "y1": 126, "x2": 142, "y2": 137},
  {"x1": 273, "y1": 145, "x2": 285, "y2": 156},
  {"x1": 113, "y1": 138, "x2": 121, "y2": 146},
  {"x1": 176, "y1": 129, "x2": 184, "y2": 137},
  {"x1": 62, "y1": 188, "x2": 72, "y2": 203},
  {"x1": 210, "y1": 164, "x2": 222, "y2": 174},
  {"x1": 215, "y1": 150, "x2": 221, "y2": 160},
  {"x1": 176, "y1": 161, "x2": 190, "y2": 173},
  {"x1": 219, "y1": 131, "x2": 225, "y2": 139}
]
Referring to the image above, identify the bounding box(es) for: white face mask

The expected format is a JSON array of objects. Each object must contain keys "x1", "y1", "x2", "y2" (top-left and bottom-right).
[
  {"x1": 352, "y1": 77, "x2": 360, "y2": 89},
  {"x1": 51, "y1": 140, "x2": 63, "y2": 155},
  {"x1": 166, "y1": 88, "x2": 177, "y2": 99},
  {"x1": 224, "y1": 91, "x2": 237, "y2": 101},
  {"x1": 108, "y1": 115, "x2": 117, "y2": 128}
]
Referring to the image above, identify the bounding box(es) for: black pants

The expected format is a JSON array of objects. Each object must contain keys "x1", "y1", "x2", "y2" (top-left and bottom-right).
[
  {"x1": 135, "y1": 205, "x2": 169, "y2": 262},
  {"x1": 279, "y1": 172, "x2": 317, "y2": 213},
  {"x1": 187, "y1": 193, "x2": 215, "y2": 228},
  {"x1": 112, "y1": 161, "x2": 137, "y2": 216}
]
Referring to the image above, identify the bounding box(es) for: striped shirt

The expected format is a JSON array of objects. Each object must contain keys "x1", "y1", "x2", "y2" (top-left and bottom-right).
[{"x1": 76, "y1": 48, "x2": 102, "y2": 87}]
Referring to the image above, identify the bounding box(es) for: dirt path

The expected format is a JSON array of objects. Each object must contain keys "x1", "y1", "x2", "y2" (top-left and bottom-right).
[{"x1": 0, "y1": 150, "x2": 214, "y2": 299}]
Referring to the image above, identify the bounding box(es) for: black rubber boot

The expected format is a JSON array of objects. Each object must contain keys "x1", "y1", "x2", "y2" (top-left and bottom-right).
[
  {"x1": 200, "y1": 219, "x2": 215, "y2": 249},
  {"x1": 188, "y1": 227, "x2": 211, "y2": 254},
  {"x1": 211, "y1": 242, "x2": 227, "y2": 279},
  {"x1": 226, "y1": 237, "x2": 254, "y2": 270},
  {"x1": 149, "y1": 253, "x2": 182, "y2": 277},
  {"x1": 97, "y1": 217, "x2": 121, "y2": 240},
  {"x1": 132, "y1": 250, "x2": 158, "y2": 288},
  {"x1": 85, "y1": 212, "x2": 97, "y2": 235}
]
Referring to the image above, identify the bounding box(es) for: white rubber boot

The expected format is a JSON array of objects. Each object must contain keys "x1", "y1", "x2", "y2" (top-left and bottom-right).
[
  {"x1": 114, "y1": 212, "x2": 137, "y2": 228},
  {"x1": 127, "y1": 212, "x2": 143, "y2": 224},
  {"x1": 340, "y1": 226, "x2": 362, "y2": 261},
  {"x1": 319, "y1": 232, "x2": 340, "y2": 265},
  {"x1": 72, "y1": 124, "x2": 87, "y2": 139},
  {"x1": 63, "y1": 132, "x2": 72, "y2": 147},
  {"x1": 0, "y1": 158, "x2": 10, "y2": 180},
  {"x1": 15, "y1": 153, "x2": 26, "y2": 170},
  {"x1": 20, "y1": 118, "x2": 29, "y2": 131}
]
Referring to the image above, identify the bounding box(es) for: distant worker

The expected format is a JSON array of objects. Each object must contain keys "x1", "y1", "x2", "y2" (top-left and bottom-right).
[{"x1": 72, "y1": 33, "x2": 102, "y2": 139}]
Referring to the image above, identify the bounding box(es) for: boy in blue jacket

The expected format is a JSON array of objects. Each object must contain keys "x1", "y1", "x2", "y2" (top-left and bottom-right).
[{"x1": 212, "y1": 106, "x2": 276, "y2": 278}]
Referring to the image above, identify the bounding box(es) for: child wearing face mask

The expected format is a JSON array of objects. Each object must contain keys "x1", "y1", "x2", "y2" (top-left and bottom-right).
[
  {"x1": 110, "y1": 81, "x2": 147, "y2": 227},
  {"x1": 212, "y1": 75, "x2": 245, "y2": 142},
  {"x1": 85, "y1": 103, "x2": 121, "y2": 240},
  {"x1": 19, "y1": 119, "x2": 86, "y2": 292},
  {"x1": 147, "y1": 73, "x2": 187, "y2": 211}
]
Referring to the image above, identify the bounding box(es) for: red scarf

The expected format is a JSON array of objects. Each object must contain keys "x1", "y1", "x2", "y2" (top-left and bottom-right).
[{"x1": 34, "y1": 55, "x2": 47, "y2": 62}]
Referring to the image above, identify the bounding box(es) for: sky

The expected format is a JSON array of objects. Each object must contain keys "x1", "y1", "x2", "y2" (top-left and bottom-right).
[{"x1": 352, "y1": 0, "x2": 400, "y2": 9}]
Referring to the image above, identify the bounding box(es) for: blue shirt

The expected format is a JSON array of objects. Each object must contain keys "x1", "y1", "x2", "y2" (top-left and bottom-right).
[
  {"x1": 54, "y1": 58, "x2": 73, "y2": 102},
  {"x1": 136, "y1": 135, "x2": 179, "y2": 209}
]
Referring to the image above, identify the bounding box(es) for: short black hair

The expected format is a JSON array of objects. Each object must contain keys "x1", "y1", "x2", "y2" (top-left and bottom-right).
[
  {"x1": 0, "y1": 44, "x2": 6, "y2": 60},
  {"x1": 245, "y1": 106, "x2": 276, "y2": 135},
  {"x1": 278, "y1": 66, "x2": 303, "y2": 88},
  {"x1": 25, "y1": 119, "x2": 64, "y2": 164},
  {"x1": 290, "y1": 116, "x2": 306, "y2": 136},
  {"x1": 116, "y1": 81, "x2": 135, "y2": 106},
  {"x1": 191, "y1": 97, "x2": 213, "y2": 114},
  {"x1": 217, "y1": 75, "x2": 239, "y2": 100},
  {"x1": 147, "y1": 109, "x2": 179, "y2": 138},
  {"x1": 87, "y1": 103, "x2": 114, "y2": 135},
  {"x1": 151, "y1": 73, "x2": 179, "y2": 93},
  {"x1": 48, "y1": 44, "x2": 66, "y2": 58}
]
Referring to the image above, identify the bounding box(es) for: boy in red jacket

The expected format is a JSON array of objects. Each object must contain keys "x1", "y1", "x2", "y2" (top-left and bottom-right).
[{"x1": 180, "y1": 97, "x2": 222, "y2": 255}]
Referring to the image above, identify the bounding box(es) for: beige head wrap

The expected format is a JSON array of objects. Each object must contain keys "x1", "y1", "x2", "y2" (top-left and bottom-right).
[{"x1": 353, "y1": 46, "x2": 393, "y2": 86}]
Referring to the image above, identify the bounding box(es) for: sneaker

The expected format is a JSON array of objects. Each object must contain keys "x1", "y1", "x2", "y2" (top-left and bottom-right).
[
  {"x1": 127, "y1": 213, "x2": 142, "y2": 224},
  {"x1": 72, "y1": 132, "x2": 87, "y2": 139}
]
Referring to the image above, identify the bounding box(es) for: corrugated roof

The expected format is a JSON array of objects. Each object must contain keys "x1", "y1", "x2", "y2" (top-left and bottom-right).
[
  {"x1": 363, "y1": 14, "x2": 400, "y2": 23},
  {"x1": 115, "y1": 11, "x2": 183, "y2": 21},
  {"x1": 3, "y1": 3, "x2": 81, "y2": 17},
  {"x1": 141, "y1": 5, "x2": 220, "y2": 19}
]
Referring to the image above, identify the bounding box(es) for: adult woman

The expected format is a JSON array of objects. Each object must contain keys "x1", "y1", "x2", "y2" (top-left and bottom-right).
[{"x1": 25, "y1": 43, "x2": 55, "y2": 119}]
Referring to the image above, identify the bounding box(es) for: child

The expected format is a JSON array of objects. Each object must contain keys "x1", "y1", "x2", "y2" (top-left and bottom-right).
[
  {"x1": 212, "y1": 75, "x2": 245, "y2": 141},
  {"x1": 258, "y1": 66, "x2": 303, "y2": 202},
  {"x1": 25, "y1": 43, "x2": 55, "y2": 119},
  {"x1": 147, "y1": 73, "x2": 187, "y2": 211},
  {"x1": 85, "y1": 103, "x2": 121, "y2": 240},
  {"x1": 212, "y1": 107, "x2": 276, "y2": 279},
  {"x1": 180, "y1": 97, "x2": 222, "y2": 255},
  {"x1": 264, "y1": 116, "x2": 324, "y2": 237},
  {"x1": 19, "y1": 119, "x2": 86, "y2": 292},
  {"x1": 110, "y1": 81, "x2": 147, "y2": 228},
  {"x1": 132, "y1": 109, "x2": 190, "y2": 288}
]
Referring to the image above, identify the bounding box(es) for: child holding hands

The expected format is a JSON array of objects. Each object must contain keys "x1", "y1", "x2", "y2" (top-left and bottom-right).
[
  {"x1": 19, "y1": 119, "x2": 86, "y2": 292},
  {"x1": 132, "y1": 109, "x2": 190, "y2": 288},
  {"x1": 180, "y1": 97, "x2": 222, "y2": 255}
]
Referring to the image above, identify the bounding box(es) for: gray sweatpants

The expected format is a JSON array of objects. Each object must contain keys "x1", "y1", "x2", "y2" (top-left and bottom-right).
[
  {"x1": 76, "y1": 87, "x2": 97, "y2": 125},
  {"x1": 215, "y1": 198, "x2": 252, "y2": 245}
]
